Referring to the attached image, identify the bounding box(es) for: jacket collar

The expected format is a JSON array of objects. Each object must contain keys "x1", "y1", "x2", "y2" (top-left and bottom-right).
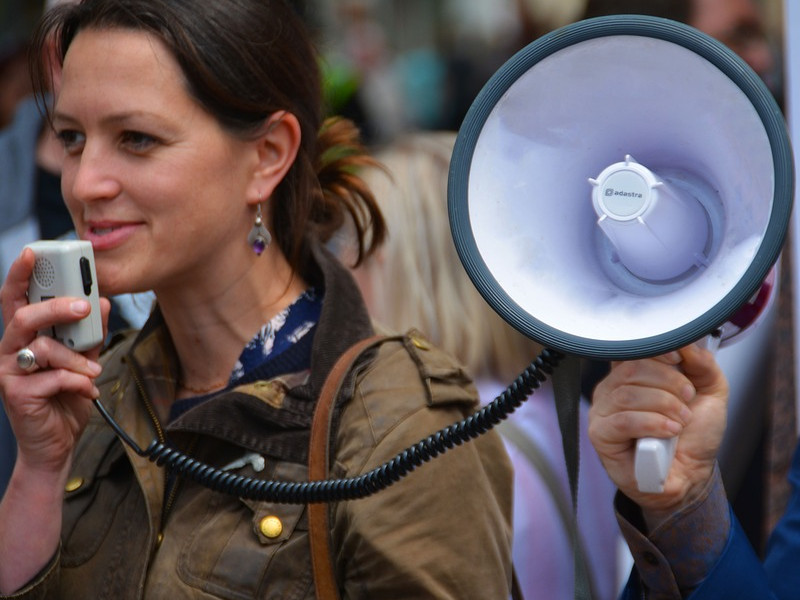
[
  {"x1": 109, "y1": 240, "x2": 375, "y2": 461},
  {"x1": 302, "y1": 242, "x2": 374, "y2": 398}
]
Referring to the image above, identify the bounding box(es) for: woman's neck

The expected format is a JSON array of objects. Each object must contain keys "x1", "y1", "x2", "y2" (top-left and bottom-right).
[{"x1": 156, "y1": 249, "x2": 307, "y2": 404}]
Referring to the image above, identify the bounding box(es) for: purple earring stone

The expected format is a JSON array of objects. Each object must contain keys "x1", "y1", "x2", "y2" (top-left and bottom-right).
[
  {"x1": 252, "y1": 236, "x2": 267, "y2": 256},
  {"x1": 247, "y1": 208, "x2": 271, "y2": 256}
]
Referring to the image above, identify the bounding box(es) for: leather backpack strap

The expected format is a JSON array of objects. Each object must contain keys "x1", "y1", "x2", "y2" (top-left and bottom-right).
[{"x1": 308, "y1": 335, "x2": 388, "y2": 600}]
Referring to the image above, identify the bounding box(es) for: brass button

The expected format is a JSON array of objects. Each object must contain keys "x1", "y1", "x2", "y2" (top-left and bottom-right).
[
  {"x1": 110, "y1": 381, "x2": 121, "y2": 394},
  {"x1": 259, "y1": 515, "x2": 283, "y2": 539},
  {"x1": 65, "y1": 477, "x2": 84, "y2": 493},
  {"x1": 411, "y1": 336, "x2": 430, "y2": 350},
  {"x1": 156, "y1": 532, "x2": 164, "y2": 548}
]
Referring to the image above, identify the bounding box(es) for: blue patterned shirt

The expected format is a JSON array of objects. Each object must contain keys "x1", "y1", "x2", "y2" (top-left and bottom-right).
[{"x1": 169, "y1": 287, "x2": 322, "y2": 421}]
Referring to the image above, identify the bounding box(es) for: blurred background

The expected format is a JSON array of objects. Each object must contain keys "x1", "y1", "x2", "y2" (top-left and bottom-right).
[
  {"x1": 311, "y1": 0, "x2": 786, "y2": 146},
  {"x1": 0, "y1": 0, "x2": 794, "y2": 594},
  {"x1": 0, "y1": 0, "x2": 787, "y2": 141}
]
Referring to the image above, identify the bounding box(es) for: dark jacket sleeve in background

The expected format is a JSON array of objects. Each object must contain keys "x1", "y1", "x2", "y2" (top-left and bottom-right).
[{"x1": 620, "y1": 444, "x2": 800, "y2": 599}]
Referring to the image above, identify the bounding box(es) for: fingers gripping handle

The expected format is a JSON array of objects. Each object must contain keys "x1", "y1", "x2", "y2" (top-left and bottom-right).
[{"x1": 634, "y1": 332, "x2": 721, "y2": 493}]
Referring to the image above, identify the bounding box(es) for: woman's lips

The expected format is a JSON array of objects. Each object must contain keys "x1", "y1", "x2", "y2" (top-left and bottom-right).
[{"x1": 83, "y1": 222, "x2": 141, "y2": 250}]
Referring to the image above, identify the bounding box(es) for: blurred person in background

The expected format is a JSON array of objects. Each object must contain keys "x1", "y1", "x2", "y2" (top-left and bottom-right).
[
  {"x1": 319, "y1": 0, "x2": 409, "y2": 145},
  {"x1": 318, "y1": 0, "x2": 584, "y2": 141},
  {"x1": 0, "y1": 0, "x2": 42, "y2": 128},
  {"x1": 0, "y1": 0, "x2": 80, "y2": 497},
  {"x1": 583, "y1": 0, "x2": 782, "y2": 104},
  {"x1": 0, "y1": 0, "x2": 152, "y2": 495},
  {"x1": 0, "y1": 39, "x2": 33, "y2": 130},
  {"x1": 336, "y1": 131, "x2": 623, "y2": 599}
]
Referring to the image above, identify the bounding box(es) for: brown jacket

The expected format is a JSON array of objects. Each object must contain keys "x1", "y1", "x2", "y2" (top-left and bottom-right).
[{"x1": 7, "y1": 245, "x2": 513, "y2": 599}]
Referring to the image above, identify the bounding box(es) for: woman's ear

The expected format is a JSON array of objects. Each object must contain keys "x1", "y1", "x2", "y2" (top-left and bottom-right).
[{"x1": 247, "y1": 111, "x2": 301, "y2": 204}]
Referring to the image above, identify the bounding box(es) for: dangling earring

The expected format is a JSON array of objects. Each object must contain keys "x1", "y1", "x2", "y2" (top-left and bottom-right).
[{"x1": 247, "y1": 201, "x2": 271, "y2": 256}]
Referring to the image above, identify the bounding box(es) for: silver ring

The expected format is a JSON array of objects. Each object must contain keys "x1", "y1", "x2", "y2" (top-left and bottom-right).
[{"x1": 16, "y1": 348, "x2": 37, "y2": 373}]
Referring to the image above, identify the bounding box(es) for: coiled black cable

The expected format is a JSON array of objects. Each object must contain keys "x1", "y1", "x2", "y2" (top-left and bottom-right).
[{"x1": 93, "y1": 348, "x2": 563, "y2": 503}]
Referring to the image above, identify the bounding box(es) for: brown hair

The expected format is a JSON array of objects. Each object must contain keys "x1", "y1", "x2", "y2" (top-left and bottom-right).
[{"x1": 30, "y1": 0, "x2": 385, "y2": 270}]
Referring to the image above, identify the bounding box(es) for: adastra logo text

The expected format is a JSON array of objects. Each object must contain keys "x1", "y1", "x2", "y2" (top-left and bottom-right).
[{"x1": 604, "y1": 188, "x2": 643, "y2": 198}]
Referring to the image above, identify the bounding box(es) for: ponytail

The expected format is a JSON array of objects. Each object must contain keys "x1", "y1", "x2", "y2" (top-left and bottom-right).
[{"x1": 311, "y1": 117, "x2": 386, "y2": 267}]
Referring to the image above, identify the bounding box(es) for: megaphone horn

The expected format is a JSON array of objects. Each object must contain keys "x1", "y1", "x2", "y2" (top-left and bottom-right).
[
  {"x1": 449, "y1": 15, "x2": 792, "y2": 361},
  {"x1": 448, "y1": 15, "x2": 793, "y2": 492}
]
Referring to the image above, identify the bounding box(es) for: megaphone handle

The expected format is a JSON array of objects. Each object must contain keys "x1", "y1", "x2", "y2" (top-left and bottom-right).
[
  {"x1": 634, "y1": 331, "x2": 722, "y2": 493},
  {"x1": 634, "y1": 436, "x2": 678, "y2": 493}
]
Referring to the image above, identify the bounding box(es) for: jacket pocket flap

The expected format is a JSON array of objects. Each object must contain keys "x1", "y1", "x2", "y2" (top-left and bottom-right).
[{"x1": 241, "y1": 461, "x2": 309, "y2": 545}]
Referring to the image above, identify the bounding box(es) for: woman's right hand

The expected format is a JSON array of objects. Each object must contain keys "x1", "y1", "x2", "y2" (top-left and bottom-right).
[
  {"x1": 0, "y1": 248, "x2": 109, "y2": 476},
  {"x1": 0, "y1": 248, "x2": 110, "y2": 593}
]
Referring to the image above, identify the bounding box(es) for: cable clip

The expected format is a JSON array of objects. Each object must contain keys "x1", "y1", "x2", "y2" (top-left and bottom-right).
[{"x1": 221, "y1": 452, "x2": 266, "y2": 473}]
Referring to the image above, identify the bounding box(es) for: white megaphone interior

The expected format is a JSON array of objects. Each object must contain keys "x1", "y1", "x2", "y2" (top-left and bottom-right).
[{"x1": 468, "y1": 34, "x2": 774, "y2": 342}]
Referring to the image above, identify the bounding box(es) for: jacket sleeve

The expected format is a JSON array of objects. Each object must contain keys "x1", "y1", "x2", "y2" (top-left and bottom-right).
[
  {"x1": 618, "y1": 450, "x2": 800, "y2": 600},
  {"x1": 621, "y1": 511, "x2": 775, "y2": 600},
  {"x1": 330, "y1": 334, "x2": 514, "y2": 600},
  {"x1": 0, "y1": 548, "x2": 61, "y2": 600},
  {"x1": 762, "y1": 441, "x2": 800, "y2": 599},
  {"x1": 680, "y1": 442, "x2": 800, "y2": 600}
]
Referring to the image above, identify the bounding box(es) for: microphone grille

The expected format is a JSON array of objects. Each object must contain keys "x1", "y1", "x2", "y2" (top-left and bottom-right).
[{"x1": 32, "y1": 257, "x2": 57, "y2": 289}]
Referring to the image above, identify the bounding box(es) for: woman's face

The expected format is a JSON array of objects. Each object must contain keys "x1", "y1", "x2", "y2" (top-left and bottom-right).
[{"x1": 54, "y1": 28, "x2": 261, "y2": 296}]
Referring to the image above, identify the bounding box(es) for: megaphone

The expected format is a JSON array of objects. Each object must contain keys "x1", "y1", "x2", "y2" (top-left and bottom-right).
[{"x1": 448, "y1": 16, "x2": 793, "y2": 492}]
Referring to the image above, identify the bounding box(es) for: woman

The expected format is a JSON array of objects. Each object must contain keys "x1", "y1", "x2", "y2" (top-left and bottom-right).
[{"x1": 0, "y1": 1, "x2": 513, "y2": 597}]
